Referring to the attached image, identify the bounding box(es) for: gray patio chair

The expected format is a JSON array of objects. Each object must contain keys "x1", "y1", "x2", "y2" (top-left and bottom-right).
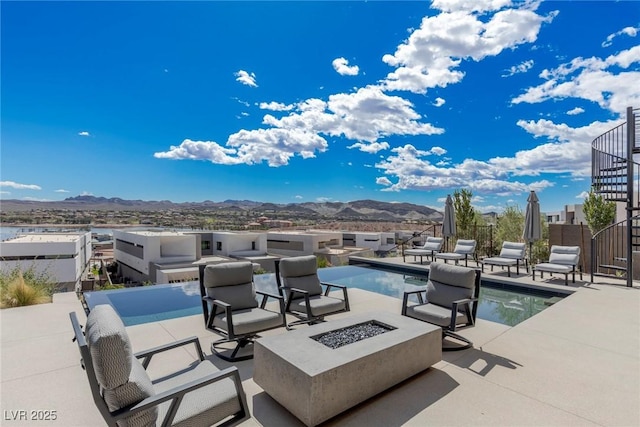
[
  {"x1": 532, "y1": 245, "x2": 583, "y2": 286},
  {"x1": 479, "y1": 241, "x2": 527, "y2": 277},
  {"x1": 70, "y1": 304, "x2": 249, "y2": 427},
  {"x1": 275, "y1": 255, "x2": 350, "y2": 327},
  {"x1": 401, "y1": 262, "x2": 481, "y2": 351},
  {"x1": 434, "y1": 239, "x2": 477, "y2": 267},
  {"x1": 403, "y1": 236, "x2": 444, "y2": 264},
  {"x1": 199, "y1": 262, "x2": 287, "y2": 361}
]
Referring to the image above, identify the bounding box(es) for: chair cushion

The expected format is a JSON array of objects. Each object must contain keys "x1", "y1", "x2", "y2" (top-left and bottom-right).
[
  {"x1": 288, "y1": 295, "x2": 346, "y2": 317},
  {"x1": 155, "y1": 360, "x2": 242, "y2": 427},
  {"x1": 406, "y1": 303, "x2": 467, "y2": 327},
  {"x1": 482, "y1": 257, "x2": 518, "y2": 267},
  {"x1": 279, "y1": 256, "x2": 322, "y2": 296},
  {"x1": 422, "y1": 237, "x2": 443, "y2": 251},
  {"x1": 453, "y1": 239, "x2": 476, "y2": 254},
  {"x1": 549, "y1": 249, "x2": 579, "y2": 266},
  {"x1": 85, "y1": 304, "x2": 134, "y2": 389},
  {"x1": 426, "y1": 263, "x2": 476, "y2": 309},
  {"x1": 85, "y1": 304, "x2": 157, "y2": 427},
  {"x1": 204, "y1": 263, "x2": 258, "y2": 310},
  {"x1": 213, "y1": 308, "x2": 284, "y2": 335},
  {"x1": 535, "y1": 263, "x2": 573, "y2": 273}
]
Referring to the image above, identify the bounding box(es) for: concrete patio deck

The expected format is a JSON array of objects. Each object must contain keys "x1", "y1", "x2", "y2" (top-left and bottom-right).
[{"x1": 1, "y1": 256, "x2": 639, "y2": 426}]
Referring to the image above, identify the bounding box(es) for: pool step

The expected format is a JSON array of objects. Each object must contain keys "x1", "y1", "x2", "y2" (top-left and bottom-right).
[{"x1": 544, "y1": 296, "x2": 563, "y2": 306}]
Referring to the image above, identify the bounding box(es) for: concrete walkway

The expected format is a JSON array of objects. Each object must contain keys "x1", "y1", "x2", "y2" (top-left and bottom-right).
[{"x1": 1, "y1": 259, "x2": 639, "y2": 426}]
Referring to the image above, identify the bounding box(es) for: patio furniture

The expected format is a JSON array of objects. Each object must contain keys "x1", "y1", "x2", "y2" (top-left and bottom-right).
[
  {"x1": 70, "y1": 304, "x2": 249, "y2": 427},
  {"x1": 532, "y1": 245, "x2": 583, "y2": 286},
  {"x1": 479, "y1": 241, "x2": 528, "y2": 277},
  {"x1": 434, "y1": 239, "x2": 477, "y2": 267},
  {"x1": 403, "y1": 236, "x2": 444, "y2": 264},
  {"x1": 254, "y1": 312, "x2": 441, "y2": 427},
  {"x1": 199, "y1": 262, "x2": 287, "y2": 361},
  {"x1": 275, "y1": 255, "x2": 350, "y2": 327},
  {"x1": 401, "y1": 262, "x2": 481, "y2": 351}
]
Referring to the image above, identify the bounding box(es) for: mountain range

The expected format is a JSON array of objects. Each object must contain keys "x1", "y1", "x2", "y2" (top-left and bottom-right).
[{"x1": 1, "y1": 195, "x2": 444, "y2": 222}]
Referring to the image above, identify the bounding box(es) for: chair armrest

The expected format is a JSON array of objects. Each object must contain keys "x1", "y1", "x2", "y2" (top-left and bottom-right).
[
  {"x1": 450, "y1": 297, "x2": 478, "y2": 331},
  {"x1": 321, "y1": 282, "x2": 350, "y2": 311},
  {"x1": 135, "y1": 336, "x2": 205, "y2": 368},
  {"x1": 401, "y1": 289, "x2": 426, "y2": 315},
  {"x1": 110, "y1": 366, "x2": 244, "y2": 425},
  {"x1": 257, "y1": 290, "x2": 285, "y2": 312}
]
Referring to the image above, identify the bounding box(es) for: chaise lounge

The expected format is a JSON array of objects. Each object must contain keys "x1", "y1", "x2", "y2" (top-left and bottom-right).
[
  {"x1": 479, "y1": 241, "x2": 527, "y2": 277},
  {"x1": 403, "y1": 236, "x2": 444, "y2": 264},
  {"x1": 532, "y1": 245, "x2": 582, "y2": 286},
  {"x1": 434, "y1": 239, "x2": 477, "y2": 267}
]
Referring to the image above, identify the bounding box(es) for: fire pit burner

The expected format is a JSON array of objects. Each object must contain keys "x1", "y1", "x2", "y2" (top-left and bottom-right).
[{"x1": 311, "y1": 320, "x2": 396, "y2": 349}]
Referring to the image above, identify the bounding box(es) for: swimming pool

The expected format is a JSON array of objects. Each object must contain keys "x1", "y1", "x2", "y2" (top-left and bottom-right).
[{"x1": 84, "y1": 265, "x2": 565, "y2": 327}]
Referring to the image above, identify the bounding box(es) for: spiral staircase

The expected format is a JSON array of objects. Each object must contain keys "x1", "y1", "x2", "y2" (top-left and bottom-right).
[{"x1": 591, "y1": 106, "x2": 640, "y2": 287}]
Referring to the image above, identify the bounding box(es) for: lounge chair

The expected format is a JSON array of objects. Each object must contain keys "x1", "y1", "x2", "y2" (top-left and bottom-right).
[
  {"x1": 533, "y1": 245, "x2": 582, "y2": 286},
  {"x1": 275, "y1": 255, "x2": 350, "y2": 327},
  {"x1": 403, "y1": 236, "x2": 444, "y2": 264},
  {"x1": 434, "y1": 239, "x2": 477, "y2": 267},
  {"x1": 70, "y1": 304, "x2": 250, "y2": 427},
  {"x1": 479, "y1": 241, "x2": 527, "y2": 277},
  {"x1": 401, "y1": 262, "x2": 481, "y2": 351},
  {"x1": 199, "y1": 262, "x2": 287, "y2": 361}
]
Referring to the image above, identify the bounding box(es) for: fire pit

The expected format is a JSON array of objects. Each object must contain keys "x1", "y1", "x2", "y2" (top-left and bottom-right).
[
  {"x1": 254, "y1": 312, "x2": 442, "y2": 427},
  {"x1": 311, "y1": 320, "x2": 396, "y2": 349}
]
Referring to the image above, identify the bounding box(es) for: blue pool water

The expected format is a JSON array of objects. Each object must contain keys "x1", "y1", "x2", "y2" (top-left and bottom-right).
[{"x1": 84, "y1": 265, "x2": 564, "y2": 327}]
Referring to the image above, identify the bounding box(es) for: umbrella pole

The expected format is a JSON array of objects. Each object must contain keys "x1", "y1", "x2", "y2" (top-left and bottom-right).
[{"x1": 529, "y1": 242, "x2": 533, "y2": 268}]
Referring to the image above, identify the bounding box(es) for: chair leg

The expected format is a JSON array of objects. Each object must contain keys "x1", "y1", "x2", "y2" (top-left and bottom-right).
[
  {"x1": 211, "y1": 337, "x2": 255, "y2": 362},
  {"x1": 443, "y1": 331, "x2": 473, "y2": 351}
]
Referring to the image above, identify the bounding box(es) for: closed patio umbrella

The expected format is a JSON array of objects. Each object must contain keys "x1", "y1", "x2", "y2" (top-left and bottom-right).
[
  {"x1": 523, "y1": 190, "x2": 542, "y2": 266},
  {"x1": 442, "y1": 194, "x2": 456, "y2": 252}
]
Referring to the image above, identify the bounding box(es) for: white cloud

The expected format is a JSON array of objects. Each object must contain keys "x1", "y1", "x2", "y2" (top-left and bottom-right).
[
  {"x1": 381, "y1": 5, "x2": 554, "y2": 93},
  {"x1": 512, "y1": 46, "x2": 640, "y2": 114},
  {"x1": 55, "y1": 189, "x2": 70, "y2": 193},
  {"x1": 259, "y1": 101, "x2": 294, "y2": 111},
  {"x1": 376, "y1": 176, "x2": 393, "y2": 186},
  {"x1": 0, "y1": 181, "x2": 41, "y2": 190},
  {"x1": 154, "y1": 139, "x2": 243, "y2": 165},
  {"x1": 332, "y1": 57, "x2": 360, "y2": 76},
  {"x1": 263, "y1": 86, "x2": 444, "y2": 144},
  {"x1": 430, "y1": 0, "x2": 512, "y2": 13},
  {"x1": 294, "y1": 195, "x2": 303, "y2": 199},
  {"x1": 374, "y1": 143, "x2": 556, "y2": 195},
  {"x1": 576, "y1": 191, "x2": 590, "y2": 199},
  {"x1": 235, "y1": 70, "x2": 258, "y2": 87},
  {"x1": 78, "y1": 131, "x2": 90, "y2": 136},
  {"x1": 566, "y1": 107, "x2": 584, "y2": 115},
  {"x1": 348, "y1": 141, "x2": 390, "y2": 154},
  {"x1": 433, "y1": 97, "x2": 446, "y2": 107},
  {"x1": 502, "y1": 59, "x2": 534, "y2": 77},
  {"x1": 0, "y1": 191, "x2": 11, "y2": 195},
  {"x1": 602, "y1": 25, "x2": 639, "y2": 47}
]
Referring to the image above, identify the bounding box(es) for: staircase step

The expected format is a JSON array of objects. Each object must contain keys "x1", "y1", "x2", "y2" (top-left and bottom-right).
[
  {"x1": 599, "y1": 264, "x2": 627, "y2": 271},
  {"x1": 633, "y1": 146, "x2": 640, "y2": 154},
  {"x1": 598, "y1": 165, "x2": 627, "y2": 172}
]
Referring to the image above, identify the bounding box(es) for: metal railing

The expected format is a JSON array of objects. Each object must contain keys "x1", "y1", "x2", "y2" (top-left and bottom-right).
[
  {"x1": 389, "y1": 224, "x2": 495, "y2": 260},
  {"x1": 590, "y1": 106, "x2": 639, "y2": 287}
]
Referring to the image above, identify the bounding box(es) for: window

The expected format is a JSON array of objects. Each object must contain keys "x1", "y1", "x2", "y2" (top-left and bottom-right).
[
  {"x1": 201, "y1": 241, "x2": 211, "y2": 251},
  {"x1": 216, "y1": 241, "x2": 222, "y2": 251}
]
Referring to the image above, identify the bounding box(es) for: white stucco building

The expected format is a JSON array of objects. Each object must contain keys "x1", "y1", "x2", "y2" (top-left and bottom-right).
[
  {"x1": 0, "y1": 231, "x2": 92, "y2": 292},
  {"x1": 342, "y1": 231, "x2": 396, "y2": 253},
  {"x1": 266, "y1": 230, "x2": 343, "y2": 257},
  {"x1": 113, "y1": 230, "x2": 199, "y2": 284}
]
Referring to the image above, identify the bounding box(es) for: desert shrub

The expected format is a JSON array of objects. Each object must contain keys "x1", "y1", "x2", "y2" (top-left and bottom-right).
[{"x1": 0, "y1": 266, "x2": 54, "y2": 308}]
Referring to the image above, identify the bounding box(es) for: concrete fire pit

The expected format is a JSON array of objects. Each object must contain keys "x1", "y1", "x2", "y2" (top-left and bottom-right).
[{"x1": 253, "y1": 312, "x2": 442, "y2": 426}]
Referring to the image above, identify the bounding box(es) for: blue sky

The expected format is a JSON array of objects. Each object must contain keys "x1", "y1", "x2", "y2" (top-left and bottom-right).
[{"x1": 1, "y1": 1, "x2": 639, "y2": 214}]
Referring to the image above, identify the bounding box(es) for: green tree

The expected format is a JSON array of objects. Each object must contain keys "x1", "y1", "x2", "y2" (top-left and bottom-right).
[
  {"x1": 453, "y1": 189, "x2": 476, "y2": 238},
  {"x1": 495, "y1": 205, "x2": 525, "y2": 249},
  {"x1": 583, "y1": 189, "x2": 616, "y2": 234}
]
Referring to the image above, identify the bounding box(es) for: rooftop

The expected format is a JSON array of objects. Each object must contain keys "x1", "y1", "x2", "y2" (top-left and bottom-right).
[
  {"x1": 3, "y1": 232, "x2": 89, "y2": 244},
  {"x1": 1, "y1": 256, "x2": 639, "y2": 426}
]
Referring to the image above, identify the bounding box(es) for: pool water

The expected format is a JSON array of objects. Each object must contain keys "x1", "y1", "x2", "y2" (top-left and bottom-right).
[{"x1": 84, "y1": 265, "x2": 563, "y2": 327}]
